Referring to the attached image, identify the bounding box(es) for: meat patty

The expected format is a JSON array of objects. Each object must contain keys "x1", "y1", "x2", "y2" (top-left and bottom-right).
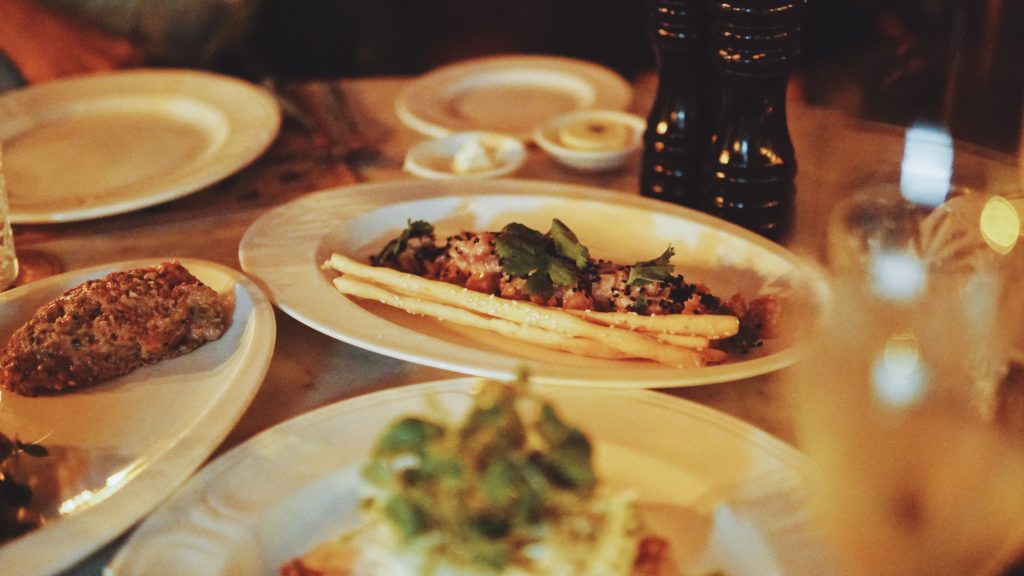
[{"x1": 0, "y1": 261, "x2": 226, "y2": 396}]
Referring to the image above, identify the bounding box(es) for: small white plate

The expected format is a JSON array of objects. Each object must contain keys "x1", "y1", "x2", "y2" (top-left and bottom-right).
[
  {"x1": 404, "y1": 131, "x2": 526, "y2": 179},
  {"x1": 0, "y1": 69, "x2": 280, "y2": 223},
  {"x1": 0, "y1": 258, "x2": 276, "y2": 576},
  {"x1": 396, "y1": 55, "x2": 632, "y2": 140},
  {"x1": 108, "y1": 378, "x2": 834, "y2": 575},
  {"x1": 534, "y1": 109, "x2": 646, "y2": 171},
  {"x1": 238, "y1": 179, "x2": 825, "y2": 388}
]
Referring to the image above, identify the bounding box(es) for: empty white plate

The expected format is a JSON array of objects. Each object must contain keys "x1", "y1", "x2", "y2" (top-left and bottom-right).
[
  {"x1": 396, "y1": 55, "x2": 632, "y2": 140},
  {"x1": 0, "y1": 69, "x2": 280, "y2": 223}
]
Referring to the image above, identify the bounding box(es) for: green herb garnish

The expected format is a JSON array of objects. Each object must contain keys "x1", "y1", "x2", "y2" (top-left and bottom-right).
[
  {"x1": 548, "y1": 218, "x2": 591, "y2": 269},
  {"x1": 627, "y1": 246, "x2": 676, "y2": 287},
  {"x1": 630, "y1": 293, "x2": 650, "y2": 314},
  {"x1": 361, "y1": 379, "x2": 596, "y2": 570},
  {"x1": 1, "y1": 433, "x2": 47, "y2": 542},
  {"x1": 493, "y1": 220, "x2": 591, "y2": 299},
  {"x1": 373, "y1": 219, "x2": 434, "y2": 264}
]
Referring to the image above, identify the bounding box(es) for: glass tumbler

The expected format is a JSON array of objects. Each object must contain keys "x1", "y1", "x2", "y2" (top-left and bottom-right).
[
  {"x1": 0, "y1": 143, "x2": 18, "y2": 291},
  {"x1": 789, "y1": 184, "x2": 1024, "y2": 576}
]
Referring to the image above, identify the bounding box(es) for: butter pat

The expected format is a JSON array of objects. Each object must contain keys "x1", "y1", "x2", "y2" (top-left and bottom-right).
[
  {"x1": 451, "y1": 136, "x2": 498, "y2": 174},
  {"x1": 404, "y1": 131, "x2": 526, "y2": 179}
]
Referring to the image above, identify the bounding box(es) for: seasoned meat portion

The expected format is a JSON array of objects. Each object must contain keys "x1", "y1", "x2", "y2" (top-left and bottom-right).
[
  {"x1": 373, "y1": 221, "x2": 780, "y2": 352},
  {"x1": 386, "y1": 230, "x2": 731, "y2": 315},
  {"x1": 0, "y1": 261, "x2": 226, "y2": 396}
]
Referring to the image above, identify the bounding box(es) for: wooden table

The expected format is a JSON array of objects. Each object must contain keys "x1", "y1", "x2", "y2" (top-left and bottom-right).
[{"x1": 14, "y1": 73, "x2": 1018, "y2": 576}]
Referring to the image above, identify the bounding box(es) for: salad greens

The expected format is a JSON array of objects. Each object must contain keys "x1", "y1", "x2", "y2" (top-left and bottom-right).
[{"x1": 361, "y1": 378, "x2": 597, "y2": 571}]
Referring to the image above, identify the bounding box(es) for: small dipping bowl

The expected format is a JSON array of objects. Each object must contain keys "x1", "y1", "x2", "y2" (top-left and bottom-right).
[
  {"x1": 404, "y1": 131, "x2": 527, "y2": 179},
  {"x1": 533, "y1": 110, "x2": 645, "y2": 172}
]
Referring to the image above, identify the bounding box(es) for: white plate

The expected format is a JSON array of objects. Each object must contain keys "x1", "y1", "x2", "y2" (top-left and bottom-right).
[
  {"x1": 0, "y1": 69, "x2": 280, "y2": 223},
  {"x1": 396, "y1": 55, "x2": 633, "y2": 140},
  {"x1": 238, "y1": 179, "x2": 823, "y2": 388},
  {"x1": 108, "y1": 378, "x2": 833, "y2": 575},
  {"x1": 0, "y1": 258, "x2": 276, "y2": 575}
]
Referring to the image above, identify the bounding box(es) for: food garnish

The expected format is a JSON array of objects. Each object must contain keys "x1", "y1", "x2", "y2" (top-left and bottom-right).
[
  {"x1": 373, "y1": 220, "x2": 435, "y2": 265},
  {"x1": 627, "y1": 247, "x2": 676, "y2": 287},
  {"x1": 0, "y1": 432, "x2": 47, "y2": 543},
  {"x1": 493, "y1": 220, "x2": 589, "y2": 298},
  {"x1": 280, "y1": 378, "x2": 670, "y2": 576},
  {"x1": 328, "y1": 219, "x2": 777, "y2": 368}
]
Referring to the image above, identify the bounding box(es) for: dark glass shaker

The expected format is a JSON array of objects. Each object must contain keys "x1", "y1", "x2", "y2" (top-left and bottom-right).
[
  {"x1": 703, "y1": 0, "x2": 804, "y2": 241},
  {"x1": 639, "y1": 0, "x2": 709, "y2": 208}
]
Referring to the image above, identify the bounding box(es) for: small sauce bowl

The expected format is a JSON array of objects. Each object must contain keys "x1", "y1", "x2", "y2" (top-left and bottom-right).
[
  {"x1": 533, "y1": 110, "x2": 645, "y2": 172},
  {"x1": 404, "y1": 131, "x2": 526, "y2": 179}
]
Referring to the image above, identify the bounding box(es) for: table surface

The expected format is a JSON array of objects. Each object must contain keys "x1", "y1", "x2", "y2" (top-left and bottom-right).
[{"x1": 7, "y1": 72, "x2": 1019, "y2": 576}]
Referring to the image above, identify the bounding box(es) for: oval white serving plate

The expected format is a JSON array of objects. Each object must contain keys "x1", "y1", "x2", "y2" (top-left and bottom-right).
[
  {"x1": 0, "y1": 69, "x2": 280, "y2": 223},
  {"x1": 395, "y1": 55, "x2": 632, "y2": 140},
  {"x1": 0, "y1": 258, "x2": 276, "y2": 575},
  {"x1": 109, "y1": 378, "x2": 835, "y2": 575},
  {"x1": 239, "y1": 179, "x2": 825, "y2": 388}
]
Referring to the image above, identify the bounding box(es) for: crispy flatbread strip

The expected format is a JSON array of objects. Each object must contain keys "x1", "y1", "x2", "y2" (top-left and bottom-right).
[
  {"x1": 567, "y1": 309, "x2": 738, "y2": 339},
  {"x1": 328, "y1": 253, "x2": 705, "y2": 368},
  {"x1": 651, "y1": 333, "x2": 711, "y2": 350},
  {"x1": 380, "y1": 277, "x2": 726, "y2": 362},
  {"x1": 333, "y1": 277, "x2": 633, "y2": 360}
]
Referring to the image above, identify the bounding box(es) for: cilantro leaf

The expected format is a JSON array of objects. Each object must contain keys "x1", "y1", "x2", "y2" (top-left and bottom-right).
[
  {"x1": 493, "y1": 223, "x2": 550, "y2": 278},
  {"x1": 627, "y1": 246, "x2": 676, "y2": 287},
  {"x1": 546, "y1": 258, "x2": 578, "y2": 287},
  {"x1": 494, "y1": 221, "x2": 591, "y2": 299},
  {"x1": 524, "y1": 273, "x2": 553, "y2": 298},
  {"x1": 373, "y1": 220, "x2": 434, "y2": 264},
  {"x1": 630, "y1": 294, "x2": 650, "y2": 314},
  {"x1": 548, "y1": 219, "x2": 590, "y2": 269}
]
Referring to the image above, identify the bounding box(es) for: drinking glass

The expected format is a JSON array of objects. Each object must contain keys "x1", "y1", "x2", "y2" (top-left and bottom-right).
[
  {"x1": 789, "y1": 184, "x2": 1024, "y2": 575},
  {"x1": 0, "y1": 143, "x2": 18, "y2": 291}
]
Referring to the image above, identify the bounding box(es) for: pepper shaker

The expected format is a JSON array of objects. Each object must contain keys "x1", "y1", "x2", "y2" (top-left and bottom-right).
[
  {"x1": 639, "y1": 0, "x2": 710, "y2": 208},
  {"x1": 703, "y1": 0, "x2": 804, "y2": 241}
]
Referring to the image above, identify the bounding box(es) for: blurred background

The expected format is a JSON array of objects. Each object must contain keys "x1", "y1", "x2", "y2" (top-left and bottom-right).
[
  {"x1": 247, "y1": 0, "x2": 1024, "y2": 157},
  {"x1": 1, "y1": 0, "x2": 1022, "y2": 155}
]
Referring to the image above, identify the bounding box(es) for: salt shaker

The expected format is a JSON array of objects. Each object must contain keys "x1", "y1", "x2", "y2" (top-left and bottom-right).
[
  {"x1": 703, "y1": 0, "x2": 804, "y2": 241},
  {"x1": 639, "y1": 0, "x2": 709, "y2": 208}
]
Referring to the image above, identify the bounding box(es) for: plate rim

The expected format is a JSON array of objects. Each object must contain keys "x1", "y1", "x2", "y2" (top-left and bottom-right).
[
  {"x1": 107, "y1": 376, "x2": 809, "y2": 575},
  {"x1": 395, "y1": 54, "x2": 633, "y2": 139},
  {"x1": 0, "y1": 68, "x2": 281, "y2": 224},
  {"x1": 0, "y1": 257, "x2": 277, "y2": 575},
  {"x1": 238, "y1": 178, "x2": 826, "y2": 389}
]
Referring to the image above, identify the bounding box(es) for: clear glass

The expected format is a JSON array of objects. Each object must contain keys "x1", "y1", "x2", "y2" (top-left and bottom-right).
[
  {"x1": 789, "y1": 184, "x2": 1024, "y2": 575},
  {"x1": 0, "y1": 143, "x2": 19, "y2": 291}
]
